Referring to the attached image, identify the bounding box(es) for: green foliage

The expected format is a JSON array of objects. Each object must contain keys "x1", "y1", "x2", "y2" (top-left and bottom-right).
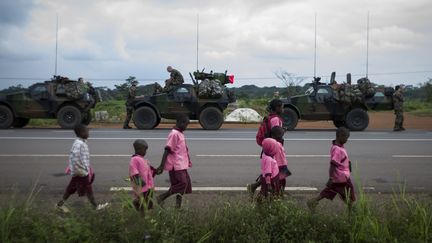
[
  {"x1": 1, "y1": 187, "x2": 431, "y2": 243},
  {"x1": 405, "y1": 100, "x2": 432, "y2": 116}
]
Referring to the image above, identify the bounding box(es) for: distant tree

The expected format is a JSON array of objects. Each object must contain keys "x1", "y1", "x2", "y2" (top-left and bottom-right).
[
  {"x1": 423, "y1": 78, "x2": 432, "y2": 102},
  {"x1": 274, "y1": 71, "x2": 306, "y2": 96},
  {"x1": 0, "y1": 84, "x2": 26, "y2": 94},
  {"x1": 114, "y1": 76, "x2": 137, "y2": 99}
]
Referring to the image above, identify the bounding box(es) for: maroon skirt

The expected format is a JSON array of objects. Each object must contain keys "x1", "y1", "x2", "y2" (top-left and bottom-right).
[
  {"x1": 66, "y1": 174, "x2": 93, "y2": 197},
  {"x1": 320, "y1": 178, "x2": 356, "y2": 202},
  {"x1": 260, "y1": 175, "x2": 280, "y2": 197},
  {"x1": 168, "y1": 170, "x2": 192, "y2": 194},
  {"x1": 133, "y1": 190, "x2": 154, "y2": 211}
]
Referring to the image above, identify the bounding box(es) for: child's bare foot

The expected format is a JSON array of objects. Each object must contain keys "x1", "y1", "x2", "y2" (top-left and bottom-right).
[{"x1": 307, "y1": 199, "x2": 318, "y2": 212}]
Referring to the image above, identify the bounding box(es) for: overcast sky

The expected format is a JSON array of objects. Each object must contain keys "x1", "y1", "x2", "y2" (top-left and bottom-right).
[{"x1": 0, "y1": 0, "x2": 431, "y2": 88}]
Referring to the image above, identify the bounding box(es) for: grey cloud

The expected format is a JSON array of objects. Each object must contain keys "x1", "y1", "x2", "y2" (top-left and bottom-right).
[{"x1": 0, "y1": 0, "x2": 35, "y2": 27}]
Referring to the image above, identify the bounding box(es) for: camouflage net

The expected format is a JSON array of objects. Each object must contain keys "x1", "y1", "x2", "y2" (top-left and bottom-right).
[{"x1": 198, "y1": 79, "x2": 223, "y2": 98}]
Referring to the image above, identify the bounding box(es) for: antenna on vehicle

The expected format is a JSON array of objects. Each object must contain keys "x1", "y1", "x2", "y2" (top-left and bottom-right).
[
  {"x1": 54, "y1": 13, "x2": 59, "y2": 76},
  {"x1": 196, "y1": 13, "x2": 199, "y2": 71},
  {"x1": 366, "y1": 11, "x2": 370, "y2": 78},
  {"x1": 313, "y1": 12, "x2": 317, "y2": 79}
]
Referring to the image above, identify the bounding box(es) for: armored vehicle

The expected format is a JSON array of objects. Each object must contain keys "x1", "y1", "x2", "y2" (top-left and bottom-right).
[
  {"x1": 281, "y1": 72, "x2": 394, "y2": 131},
  {"x1": 131, "y1": 70, "x2": 236, "y2": 130},
  {"x1": 0, "y1": 76, "x2": 99, "y2": 129}
]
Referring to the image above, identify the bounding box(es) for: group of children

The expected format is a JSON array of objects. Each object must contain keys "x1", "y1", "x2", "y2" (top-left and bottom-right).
[{"x1": 56, "y1": 99, "x2": 356, "y2": 213}]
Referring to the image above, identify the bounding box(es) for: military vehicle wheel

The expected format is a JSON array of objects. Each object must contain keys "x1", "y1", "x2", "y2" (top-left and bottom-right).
[
  {"x1": 199, "y1": 107, "x2": 223, "y2": 130},
  {"x1": 57, "y1": 106, "x2": 82, "y2": 129},
  {"x1": 133, "y1": 106, "x2": 157, "y2": 129},
  {"x1": 82, "y1": 112, "x2": 92, "y2": 125},
  {"x1": 282, "y1": 108, "x2": 298, "y2": 131},
  {"x1": 0, "y1": 105, "x2": 14, "y2": 129},
  {"x1": 12, "y1": 118, "x2": 30, "y2": 128},
  {"x1": 345, "y1": 108, "x2": 369, "y2": 131},
  {"x1": 333, "y1": 120, "x2": 345, "y2": 128}
]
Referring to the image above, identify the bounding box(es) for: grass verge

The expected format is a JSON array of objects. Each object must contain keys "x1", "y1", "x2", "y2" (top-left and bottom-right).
[{"x1": 1, "y1": 187, "x2": 431, "y2": 242}]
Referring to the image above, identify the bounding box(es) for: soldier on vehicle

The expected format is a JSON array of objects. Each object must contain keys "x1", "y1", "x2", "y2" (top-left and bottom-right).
[
  {"x1": 393, "y1": 85, "x2": 405, "y2": 131},
  {"x1": 154, "y1": 66, "x2": 184, "y2": 93},
  {"x1": 123, "y1": 80, "x2": 143, "y2": 129}
]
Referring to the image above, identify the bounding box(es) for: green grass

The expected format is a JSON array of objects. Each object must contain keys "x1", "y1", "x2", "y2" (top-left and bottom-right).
[
  {"x1": 93, "y1": 99, "x2": 125, "y2": 122},
  {"x1": 1, "y1": 185, "x2": 431, "y2": 242},
  {"x1": 405, "y1": 100, "x2": 432, "y2": 116}
]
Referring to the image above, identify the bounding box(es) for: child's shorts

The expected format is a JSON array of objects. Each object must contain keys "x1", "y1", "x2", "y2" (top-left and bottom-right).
[
  {"x1": 319, "y1": 178, "x2": 356, "y2": 202},
  {"x1": 133, "y1": 189, "x2": 154, "y2": 211},
  {"x1": 66, "y1": 174, "x2": 93, "y2": 197},
  {"x1": 168, "y1": 169, "x2": 192, "y2": 194}
]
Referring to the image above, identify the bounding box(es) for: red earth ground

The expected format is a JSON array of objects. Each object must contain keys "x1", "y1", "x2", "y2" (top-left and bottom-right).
[{"x1": 81, "y1": 111, "x2": 431, "y2": 130}]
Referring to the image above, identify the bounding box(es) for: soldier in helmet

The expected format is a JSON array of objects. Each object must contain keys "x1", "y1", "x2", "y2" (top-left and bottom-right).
[
  {"x1": 123, "y1": 80, "x2": 142, "y2": 129},
  {"x1": 393, "y1": 85, "x2": 405, "y2": 131},
  {"x1": 153, "y1": 66, "x2": 184, "y2": 94}
]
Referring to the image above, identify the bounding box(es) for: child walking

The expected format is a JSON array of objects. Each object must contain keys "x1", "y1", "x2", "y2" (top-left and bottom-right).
[
  {"x1": 271, "y1": 126, "x2": 291, "y2": 193},
  {"x1": 129, "y1": 139, "x2": 156, "y2": 213},
  {"x1": 258, "y1": 138, "x2": 280, "y2": 200},
  {"x1": 156, "y1": 114, "x2": 192, "y2": 208},
  {"x1": 307, "y1": 127, "x2": 355, "y2": 211},
  {"x1": 56, "y1": 124, "x2": 108, "y2": 212},
  {"x1": 246, "y1": 125, "x2": 291, "y2": 197}
]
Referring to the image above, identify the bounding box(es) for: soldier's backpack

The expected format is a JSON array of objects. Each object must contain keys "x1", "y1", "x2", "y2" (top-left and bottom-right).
[{"x1": 256, "y1": 114, "x2": 278, "y2": 146}]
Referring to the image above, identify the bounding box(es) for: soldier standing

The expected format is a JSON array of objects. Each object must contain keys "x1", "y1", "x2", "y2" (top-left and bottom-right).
[
  {"x1": 393, "y1": 85, "x2": 405, "y2": 131},
  {"x1": 123, "y1": 80, "x2": 139, "y2": 129}
]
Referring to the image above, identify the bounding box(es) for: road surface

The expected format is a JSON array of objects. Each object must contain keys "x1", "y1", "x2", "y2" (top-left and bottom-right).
[{"x1": 0, "y1": 128, "x2": 431, "y2": 193}]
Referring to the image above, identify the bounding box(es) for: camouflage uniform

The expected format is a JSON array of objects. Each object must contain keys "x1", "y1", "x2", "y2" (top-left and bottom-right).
[
  {"x1": 154, "y1": 69, "x2": 185, "y2": 93},
  {"x1": 393, "y1": 90, "x2": 404, "y2": 131},
  {"x1": 123, "y1": 84, "x2": 137, "y2": 128}
]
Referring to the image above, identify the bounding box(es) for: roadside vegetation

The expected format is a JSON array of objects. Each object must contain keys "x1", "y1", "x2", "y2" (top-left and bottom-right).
[{"x1": 1, "y1": 182, "x2": 431, "y2": 242}]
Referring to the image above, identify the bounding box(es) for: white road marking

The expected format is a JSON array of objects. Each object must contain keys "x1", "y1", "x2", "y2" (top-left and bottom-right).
[
  {"x1": 392, "y1": 155, "x2": 432, "y2": 158},
  {"x1": 196, "y1": 155, "x2": 328, "y2": 158},
  {"x1": 1, "y1": 137, "x2": 432, "y2": 141},
  {"x1": 109, "y1": 186, "x2": 319, "y2": 192},
  {"x1": 362, "y1": 187, "x2": 376, "y2": 190},
  {"x1": 0, "y1": 154, "x2": 131, "y2": 157}
]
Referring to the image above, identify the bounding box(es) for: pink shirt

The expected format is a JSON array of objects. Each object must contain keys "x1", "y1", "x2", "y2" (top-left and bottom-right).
[
  {"x1": 269, "y1": 115, "x2": 283, "y2": 128},
  {"x1": 274, "y1": 142, "x2": 288, "y2": 167},
  {"x1": 129, "y1": 155, "x2": 154, "y2": 193},
  {"x1": 164, "y1": 129, "x2": 191, "y2": 171},
  {"x1": 261, "y1": 154, "x2": 279, "y2": 183},
  {"x1": 329, "y1": 141, "x2": 350, "y2": 183}
]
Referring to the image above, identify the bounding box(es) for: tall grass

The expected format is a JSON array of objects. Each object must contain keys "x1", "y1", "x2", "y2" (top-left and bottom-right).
[{"x1": 1, "y1": 181, "x2": 431, "y2": 242}]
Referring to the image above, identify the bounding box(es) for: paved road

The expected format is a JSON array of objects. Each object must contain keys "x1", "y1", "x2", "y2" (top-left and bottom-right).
[{"x1": 0, "y1": 128, "x2": 431, "y2": 193}]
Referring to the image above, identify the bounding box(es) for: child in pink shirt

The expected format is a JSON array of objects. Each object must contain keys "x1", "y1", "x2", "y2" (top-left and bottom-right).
[
  {"x1": 271, "y1": 126, "x2": 292, "y2": 193},
  {"x1": 129, "y1": 139, "x2": 156, "y2": 213},
  {"x1": 307, "y1": 127, "x2": 355, "y2": 211},
  {"x1": 156, "y1": 114, "x2": 192, "y2": 208},
  {"x1": 259, "y1": 138, "x2": 280, "y2": 199}
]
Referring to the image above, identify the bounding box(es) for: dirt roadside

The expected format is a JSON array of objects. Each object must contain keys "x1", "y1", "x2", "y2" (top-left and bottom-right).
[{"x1": 91, "y1": 111, "x2": 432, "y2": 130}]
